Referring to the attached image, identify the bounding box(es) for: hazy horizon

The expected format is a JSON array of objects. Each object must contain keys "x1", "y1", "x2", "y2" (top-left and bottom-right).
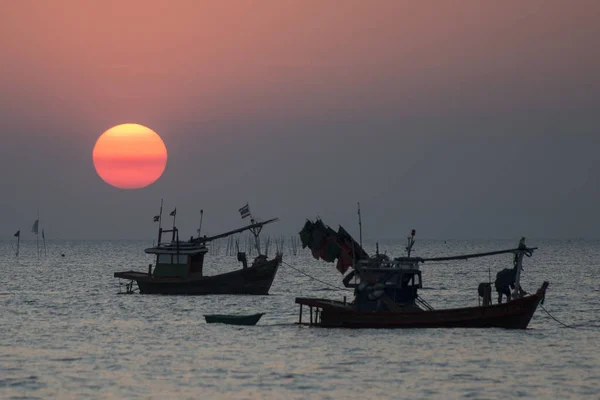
[{"x1": 2, "y1": 1, "x2": 599, "y2": 241}]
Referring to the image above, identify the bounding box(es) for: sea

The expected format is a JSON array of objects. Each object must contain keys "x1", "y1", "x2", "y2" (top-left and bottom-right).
[{"x1": 1, "y1": 238, "x2": 599, "y2": 400}]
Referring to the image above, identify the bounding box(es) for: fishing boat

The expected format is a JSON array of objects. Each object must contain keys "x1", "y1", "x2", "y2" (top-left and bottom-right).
[
  {"x1": 204, "y1": 313, "x2": 264, "y2": 325},
  {"x1": 295, "y1": 217, "x2": 549, "y2": 329},
  {"x1": 114, "y1": 205, "x2": 282, "y2": 295}
]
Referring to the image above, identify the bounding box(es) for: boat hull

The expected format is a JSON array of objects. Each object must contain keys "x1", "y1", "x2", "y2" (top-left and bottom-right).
[
  {"x1": 204, "y1": 313, "x2": 264, "y2": 325},
  {"x1": 296, "y1": 282, "x2": 548, "y2": 329},
  {"x1": 115, "y1": 257, "x2": 281, "y2": 295}
]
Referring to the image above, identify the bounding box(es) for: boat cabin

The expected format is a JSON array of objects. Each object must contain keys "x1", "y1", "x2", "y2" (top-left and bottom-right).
[
  {"x1": 145, "y1": 240, "x2": 208, "y2": 278},
  {"x1": 344, "y1": 258, "x2": 424, "y2": 311}
]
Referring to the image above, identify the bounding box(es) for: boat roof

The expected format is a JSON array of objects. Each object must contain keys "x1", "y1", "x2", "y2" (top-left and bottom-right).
[{"x1": 145, "y1": 241, "x2": 208, "y2": 255}]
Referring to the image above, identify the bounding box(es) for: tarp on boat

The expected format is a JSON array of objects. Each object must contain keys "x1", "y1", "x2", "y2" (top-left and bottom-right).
[{"x1": 299, "y1": 218, "x2": 369, "y2": 273}]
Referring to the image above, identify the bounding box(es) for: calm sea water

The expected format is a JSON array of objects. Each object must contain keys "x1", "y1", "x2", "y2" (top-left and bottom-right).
[{"x1": 1, "y1": 238, "x2": 599, "y2": 399}]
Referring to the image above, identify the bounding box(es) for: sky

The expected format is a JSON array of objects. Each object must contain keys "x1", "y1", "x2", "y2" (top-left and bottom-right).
[{"x1": 1, "y1": 0, "x2": 599, "y2": 241}]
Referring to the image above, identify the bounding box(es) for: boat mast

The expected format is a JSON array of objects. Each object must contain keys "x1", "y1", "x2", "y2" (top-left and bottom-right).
[
  {"x1": 512, "y1": 237, "x2": 527, "y2": 299},
  {"x1": 249, "y1": 219, "x2": 262, "y2": 255},
  {"x1": 156, "y1": 199, "x2": 163, "y2": 268},
  {"x1": 193, "y1": 218, "x2": 278, "y2": 243},
  {"x1": 357, "y1": 202, "x2": 363, "y2": 249},
  {"x1": 170, "y1": 207, "x2": 177, "y2": 241},
  {"x1": 406, "y1": 229, "x2": 416, "y2": 257},
  {"x1": 157, "y1": 198, "x2": 164, "y2": 244},
  {"x1": 197, "y1": 209, "x2": 204, "y2": 237}
]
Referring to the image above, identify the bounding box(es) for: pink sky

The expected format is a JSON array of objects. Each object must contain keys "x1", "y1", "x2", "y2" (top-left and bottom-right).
[{"x1": 1, "y1": 1, "x2": 599, "y2": 239}]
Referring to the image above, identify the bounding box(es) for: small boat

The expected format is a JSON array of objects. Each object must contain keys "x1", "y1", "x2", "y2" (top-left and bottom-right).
[
  {"x1": 114, "y1": 205, "x2": 282, "y2": 295},
  {"x1": 295, "y1": 216, "x2": 549, "y2": 330},
  {"x1": 204, "y1": 313, "x2": 264, "y2": 325}
]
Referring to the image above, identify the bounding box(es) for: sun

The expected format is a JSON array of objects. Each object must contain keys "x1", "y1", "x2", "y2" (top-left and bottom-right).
[{"x1": 93, "y1": 123, "x2": 168, "y2": 189}]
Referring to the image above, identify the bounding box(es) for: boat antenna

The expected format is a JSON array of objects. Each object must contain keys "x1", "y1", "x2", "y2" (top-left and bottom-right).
[
  {"x1": 197, "y1": 209, "x2": 204, "y2": 237},
  {"x1": 357, "y1": 202, "x2": 362, "y2": 249},
  {"x1": 157, "y1": 198, "x2": 164, "y2": 245},
  {"x1": 406, "y1": 229, "x2": 416, "y2": 258}
]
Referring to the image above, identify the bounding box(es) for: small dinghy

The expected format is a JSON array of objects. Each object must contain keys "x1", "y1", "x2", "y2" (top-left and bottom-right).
[{"x1": 204, "y1": 313, "x2": 264, "y2": 326}]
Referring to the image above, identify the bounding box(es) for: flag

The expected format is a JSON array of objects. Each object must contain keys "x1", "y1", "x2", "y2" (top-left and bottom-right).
[
  {"x1": 169, "y1": 208, "x2": 176, "y2": 217},
  {"x1": 153, "y1": 215, "x2": 160, "y2": 222},
  {"x1": 42, "y1": 230, "x2": 45, "y2": 240},
  {"x1": 32, "y1": 219, "x2": 39, "y2": 234},
  {"x1": 14, "y1": 230, "x2": 20, "y2": 237},
  {"x1": 239, "y1": 203, "x2": 251, "y2": 219}
]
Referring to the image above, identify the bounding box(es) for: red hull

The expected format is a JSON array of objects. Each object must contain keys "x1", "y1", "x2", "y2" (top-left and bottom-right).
[{"x1": 296, "y1": 282, "x2": 548, "y2": 329}]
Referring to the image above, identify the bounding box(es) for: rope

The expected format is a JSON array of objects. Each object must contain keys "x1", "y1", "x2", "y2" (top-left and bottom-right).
[
  {"x1": 539, "y1": 303, "x2": 574, "y2": 329},
  {"x1": 416, "y1": 295, "x2": 434, "y2": 311},
  {"x1": 518, "y1": 284, "x2": 575, "y2": 329},
  {"x1": 282, "y1": 261, "x2": 350, "y2": 291}
]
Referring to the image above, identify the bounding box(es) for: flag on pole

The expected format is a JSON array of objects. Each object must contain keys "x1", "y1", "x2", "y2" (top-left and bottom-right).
[
  {"x1": 32, "y1": 219, "x2": 39, "y2": 234},
  {"x1": 153, "y1": 215, "x2": 160, "y2": 222},
  {"x1": 238, "y1": 203, "x2": 251, "y2": 219},
  {"x1": 14, "y1": 230, "x2": 20, "y2": 237},
  {"x1": 169, "y1": 208, "x2": 176, "y2": 217}
]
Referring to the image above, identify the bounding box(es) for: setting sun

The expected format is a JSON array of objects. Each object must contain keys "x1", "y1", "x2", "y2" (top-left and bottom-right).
[{"x1": 92, "y1": 123, "x2": 167, "y2": 189}]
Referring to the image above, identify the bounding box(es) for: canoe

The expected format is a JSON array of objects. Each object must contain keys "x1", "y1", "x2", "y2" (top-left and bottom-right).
[{"x1": 204, "y1": 313, "x2": 264, "y2": 326}]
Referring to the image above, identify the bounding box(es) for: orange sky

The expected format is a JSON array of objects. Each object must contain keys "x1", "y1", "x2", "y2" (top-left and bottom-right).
[{"x1": 1, "y1": 0, "x2": 598, "y2": 125}]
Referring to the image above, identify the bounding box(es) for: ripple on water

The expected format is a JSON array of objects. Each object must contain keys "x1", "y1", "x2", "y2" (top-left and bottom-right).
[{"x1": 0, "y1": 239, "x2": 600, "y2": 399}]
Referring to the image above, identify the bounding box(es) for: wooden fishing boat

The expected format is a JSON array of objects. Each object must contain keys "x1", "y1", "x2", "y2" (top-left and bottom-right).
[
  {"x1": 296, "y1": 217, "x2": 549, "y2": 330},
  {"x1": 114, "y1": 207, "x2": 282, "y2": 295},
  {"x1": 296, "y1": 283, "x2": 548, "y2": 329},
  {"x1": 204, "y1": 313, "x2": 264, "y2": 325}
]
